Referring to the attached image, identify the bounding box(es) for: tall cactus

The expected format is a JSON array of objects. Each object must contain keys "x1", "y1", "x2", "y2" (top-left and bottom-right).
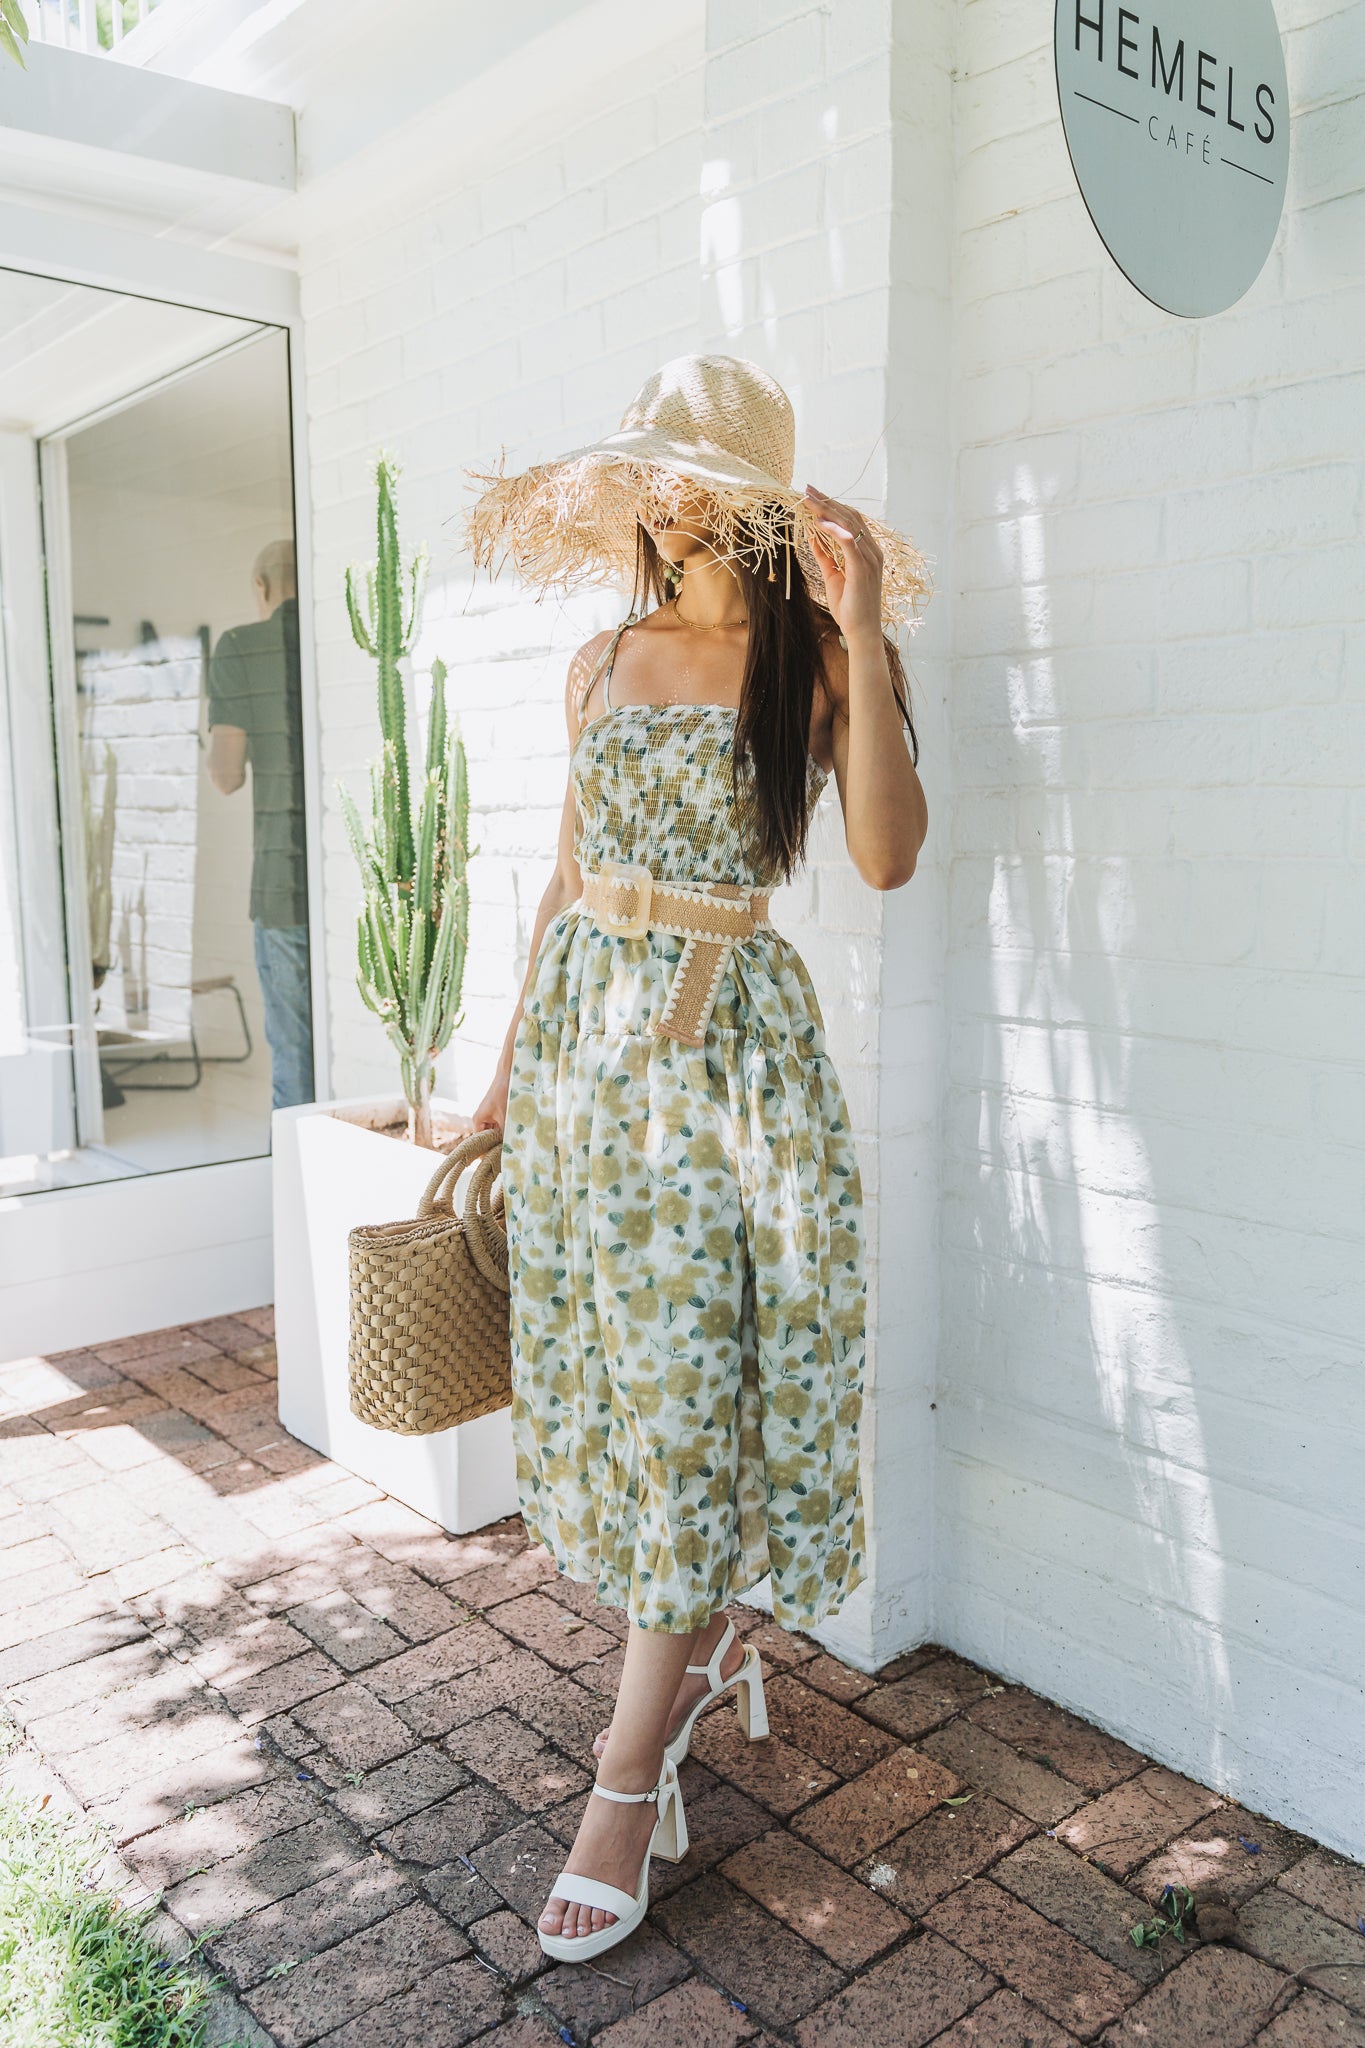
[{"x1": 340, "y1": 454, "x2": 471, "y2": 1150}]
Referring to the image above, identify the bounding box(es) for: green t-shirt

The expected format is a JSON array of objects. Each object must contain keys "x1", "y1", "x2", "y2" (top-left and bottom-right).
[{"x1": 207, "y1": 598, "x2": 307, "y2": 929}]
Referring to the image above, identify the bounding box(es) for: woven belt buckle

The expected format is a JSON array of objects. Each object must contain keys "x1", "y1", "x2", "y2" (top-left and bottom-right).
[{"x1": 596, "y1": 858, "x2": 653, "y2": 939}]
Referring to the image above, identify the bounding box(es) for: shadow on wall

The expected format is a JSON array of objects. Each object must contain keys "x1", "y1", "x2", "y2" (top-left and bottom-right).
[{"x1": 940, "y1": 457, "x2": 1361, "y2": 1849}]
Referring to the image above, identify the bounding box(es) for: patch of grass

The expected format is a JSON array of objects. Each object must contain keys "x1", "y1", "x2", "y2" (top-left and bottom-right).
[{"x1": 0, "y1": 1773, "x2": 218, "y2": 2046}]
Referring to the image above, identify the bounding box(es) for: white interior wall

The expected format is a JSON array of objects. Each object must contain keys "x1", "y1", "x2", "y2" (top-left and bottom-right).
[
  {"x1": 66, "y1": 330, "x2": 296, "y2": 1106},
  {"x1": 939, "y1": 0, "x2": 1365, "y2": 1858}
]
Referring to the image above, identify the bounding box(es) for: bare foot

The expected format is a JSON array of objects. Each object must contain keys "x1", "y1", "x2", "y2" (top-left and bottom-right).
[
  {"x1": 592, "y1": 1616, "x2": 746, "y2": 1759},
  {"x1": 537, "y1": 1761, "x2": 661, "y2": 1943}
]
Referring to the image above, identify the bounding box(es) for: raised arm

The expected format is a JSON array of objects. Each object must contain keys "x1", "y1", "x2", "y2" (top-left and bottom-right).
[{"x1": 807, "y1": 485, "x2": 928, "y2": 890}]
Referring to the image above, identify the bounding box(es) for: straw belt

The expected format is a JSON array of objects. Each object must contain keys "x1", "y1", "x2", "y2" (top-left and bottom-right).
[{"x1": 577, "y1": 858, "x2": 771, "y2": 1047}]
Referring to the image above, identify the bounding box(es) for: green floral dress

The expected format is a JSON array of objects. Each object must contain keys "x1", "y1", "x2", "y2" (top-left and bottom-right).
[{"x1": 501, "y1": 630, "x2": 868, "y2": 1636}]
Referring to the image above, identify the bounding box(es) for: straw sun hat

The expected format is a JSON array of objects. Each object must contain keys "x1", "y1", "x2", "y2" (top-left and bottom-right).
[{"x1": 462, "y1": 352, "x2": 932, "y2": 635}]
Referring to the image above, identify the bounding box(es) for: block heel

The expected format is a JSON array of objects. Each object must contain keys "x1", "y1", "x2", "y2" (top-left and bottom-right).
[
  {"x1": 650, "y1": 1768, "x2": 689, "y2": 1862},
  {"x1": 735, "y1": 1650, "x2": 769, "y2": 1740},
  {"x1": 665, "y1": 1618, "x2": 770, "y2": 1767}
]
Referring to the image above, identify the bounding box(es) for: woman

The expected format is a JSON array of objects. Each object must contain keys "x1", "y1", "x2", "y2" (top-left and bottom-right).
[{"x1": 466, "y1": 354, "x2": 930, "y2": 1961}]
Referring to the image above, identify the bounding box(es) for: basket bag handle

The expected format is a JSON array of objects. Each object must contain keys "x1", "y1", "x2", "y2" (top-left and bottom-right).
[{"x1": 417, "y1": 1126, "x2": 509, "y2": 1294}]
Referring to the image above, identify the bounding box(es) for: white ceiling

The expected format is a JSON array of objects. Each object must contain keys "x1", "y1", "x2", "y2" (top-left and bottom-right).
[{"x1": 0, "y1": 266, "x2": 261, "y2": 437}]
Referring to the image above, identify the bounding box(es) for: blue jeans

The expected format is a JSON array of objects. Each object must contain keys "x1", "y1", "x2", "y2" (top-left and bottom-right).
[{"x1": 252, "y1": 921, "x2": 315, "y2": 1110}]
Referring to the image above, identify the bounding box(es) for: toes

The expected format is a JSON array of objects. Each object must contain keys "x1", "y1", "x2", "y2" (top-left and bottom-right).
[{"x1": 543, "y1": 1898, "x2": 617, "y2": 1941}]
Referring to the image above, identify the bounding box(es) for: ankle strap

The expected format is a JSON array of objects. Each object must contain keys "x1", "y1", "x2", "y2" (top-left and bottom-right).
[
  {"x1": 685, "y1": 1617, "x2": 736, "y2": 1689},
  {"x1": 591, "y1": 1780, "x2": 659, "y2": 1805},
  {"x1": 592, "y1": 1753, "x2": 677, "y2": 1807}
]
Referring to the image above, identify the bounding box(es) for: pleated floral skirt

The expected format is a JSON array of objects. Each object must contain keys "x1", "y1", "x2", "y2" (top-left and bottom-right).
[{"x1": 500, "y1": 700, "x2": 867, "y2": 1635}]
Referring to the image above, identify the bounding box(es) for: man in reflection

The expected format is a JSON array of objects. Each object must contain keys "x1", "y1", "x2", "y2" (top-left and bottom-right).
[{"x1": 207, "y1": 539, "x2": 314, "y2": 1111}]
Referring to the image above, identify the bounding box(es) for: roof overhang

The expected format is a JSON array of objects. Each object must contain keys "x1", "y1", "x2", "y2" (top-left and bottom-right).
[{"x1": 0, "y1": 41, "x2": 294, "y2": 189}]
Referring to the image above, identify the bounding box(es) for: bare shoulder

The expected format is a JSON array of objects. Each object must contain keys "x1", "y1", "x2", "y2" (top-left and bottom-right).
[
  {"x1": 567, "y1": 628, "x2": 615, "y2": 690},
  {"x1": 564, "y1": 629, "x2": 617, "y2": 732}
]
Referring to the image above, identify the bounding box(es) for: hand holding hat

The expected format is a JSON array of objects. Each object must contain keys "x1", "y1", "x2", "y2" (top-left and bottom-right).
[{"x1": 805, "y1": 484, "x2": 886, "y2": 646}]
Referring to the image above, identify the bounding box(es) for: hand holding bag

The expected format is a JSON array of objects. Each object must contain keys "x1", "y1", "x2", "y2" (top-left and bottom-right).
[{"x1": 347, "y1": 1126, "x2": 511, "y2": 1435}]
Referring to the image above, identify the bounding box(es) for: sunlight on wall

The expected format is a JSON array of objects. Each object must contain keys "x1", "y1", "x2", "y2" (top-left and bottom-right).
[
  {"x1": 700, "y1": 159, "x2": 744, "y2": 337},
  {"x1": 968, "y1": 469, "x2": 1235, "y2": 1766}
]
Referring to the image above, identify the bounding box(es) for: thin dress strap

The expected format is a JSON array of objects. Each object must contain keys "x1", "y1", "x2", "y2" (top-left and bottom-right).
[{"x1": 575, "y1": 617, "x2": 630, "y2": 735}]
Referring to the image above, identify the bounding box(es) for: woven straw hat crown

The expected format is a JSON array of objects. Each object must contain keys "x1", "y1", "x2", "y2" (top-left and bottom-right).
[{"x1": 617, "y1": 355, "x2": 796, "y2": 488}]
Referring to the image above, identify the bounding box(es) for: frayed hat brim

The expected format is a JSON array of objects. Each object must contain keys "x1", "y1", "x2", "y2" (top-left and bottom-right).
[{"x1": 460, "y1": 442, "x2": 933, "y2": 634}]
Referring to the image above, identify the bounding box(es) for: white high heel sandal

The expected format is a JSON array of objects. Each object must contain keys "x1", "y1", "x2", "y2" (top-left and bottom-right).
[
  {"x1": 665, "y1": 1618, "x2": 769, "y2": 1768},
  {"x1": 536, "y1": 1754, "x2": 689, "y2": 1964}
]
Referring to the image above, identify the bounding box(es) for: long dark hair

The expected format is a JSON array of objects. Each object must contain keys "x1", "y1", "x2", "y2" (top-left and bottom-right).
[{"x1": 630, "y1": 508, "x2": 918, "y2": 884}]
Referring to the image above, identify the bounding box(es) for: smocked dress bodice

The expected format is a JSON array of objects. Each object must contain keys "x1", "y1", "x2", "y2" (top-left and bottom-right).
[{"x1": 570, "y1": 697, "x2": 829, "y2": 892}]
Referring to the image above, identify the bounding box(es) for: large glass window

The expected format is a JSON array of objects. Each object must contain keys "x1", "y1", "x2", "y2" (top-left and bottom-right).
[{"x1": 0, "y1": 273, "x2": 311, "y2": 1192}]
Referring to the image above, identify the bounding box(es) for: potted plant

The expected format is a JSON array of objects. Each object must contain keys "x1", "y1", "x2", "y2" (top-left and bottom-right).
[
  {"x1": 340, "y1": 462, "x2": 469, "y2": 1150},
  {"x1": 273, "y1": 455, "x2": 517, "y2": 1534}
]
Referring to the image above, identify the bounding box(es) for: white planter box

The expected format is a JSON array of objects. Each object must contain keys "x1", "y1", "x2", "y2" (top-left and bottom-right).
[{"x1": 273, "y1": 1093, "x2": 519, "y2": 1535}]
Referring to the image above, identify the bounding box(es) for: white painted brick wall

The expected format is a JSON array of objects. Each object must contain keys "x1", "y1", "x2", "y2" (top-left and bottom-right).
[
  {"x1": 299, "y1": 35, "x2": 708, "y2": 1102},
  {"x1": 942, "y1": 0, "x2": 1365, "y2": 1857},
  {"x1": 283, "y1": 0, "x2": 1363, "y2": 1854}
]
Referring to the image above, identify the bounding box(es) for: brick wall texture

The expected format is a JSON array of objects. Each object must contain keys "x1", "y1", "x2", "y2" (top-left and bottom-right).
[{"x1": 938, "y1": 0, "x2": 1364, "y2": 1857}]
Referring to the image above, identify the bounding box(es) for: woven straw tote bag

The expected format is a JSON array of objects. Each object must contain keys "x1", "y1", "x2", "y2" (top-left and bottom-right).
[{"x1": 347, "y1": 1126, "x2": 511, "y2": 1435}]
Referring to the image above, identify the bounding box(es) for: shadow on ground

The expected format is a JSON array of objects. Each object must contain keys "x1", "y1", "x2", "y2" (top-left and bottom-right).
[{"x1": 1, "y1": 1319, "x2": 1363, "y2": 2047}]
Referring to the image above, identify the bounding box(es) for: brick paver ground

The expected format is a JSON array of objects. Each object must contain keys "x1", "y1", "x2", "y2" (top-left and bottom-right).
[{"x1": 2, "y1": 1315, "x2": 1363, "y2": 2048}]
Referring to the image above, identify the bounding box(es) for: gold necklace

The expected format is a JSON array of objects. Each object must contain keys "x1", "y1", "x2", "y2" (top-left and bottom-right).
[{"x1": 672, "y1": 595, "x2": 746, "y2": 632}]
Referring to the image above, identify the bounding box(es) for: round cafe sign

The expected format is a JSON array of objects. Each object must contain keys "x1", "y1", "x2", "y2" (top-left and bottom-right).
[{"x1": 1054, "y1": 0, "x2": 1290, "y2": 316}]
